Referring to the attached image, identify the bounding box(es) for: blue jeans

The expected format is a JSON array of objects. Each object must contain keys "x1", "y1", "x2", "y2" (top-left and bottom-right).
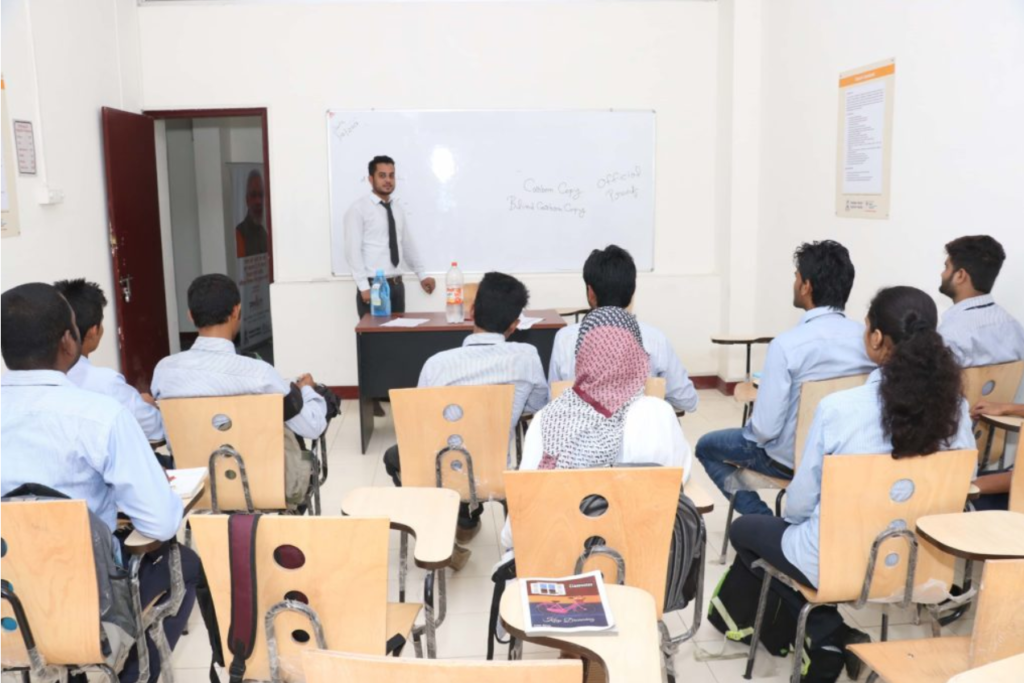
[{"x1": 695, "y1": 428, "x2": 793, "y2": 516}]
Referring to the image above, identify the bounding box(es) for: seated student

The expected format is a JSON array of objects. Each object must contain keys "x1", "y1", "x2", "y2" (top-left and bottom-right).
[
  {"x1": 696, "y1": 240, "x2": 875, "y2": 516},
  {"x1": 383, "y1": 272, "x2": 547, "y2": 565},
  {"x1": 504, "y1": 306, "x2": 693, "y2": 550},
  {"x1": 729, "y1": 286, "x2": 974, "y2": 679},
  {"x1": 548, "y1": 245, "x2": 699, "y2": 413},
  {"x1": 0, "y1": 283, "x2": 197, "y2": 683},
  {"x1": 55, "y1": 278, "x2": 166, "y2": 442},
  {"x1": 151, "y1": 274, "x2": 327, "y2": 507},
  {"x1": 969, "y1": 399, "x2": 1024, "y2": 510},
  {"x1": 938, "y1": 235, "x2": 1024, "y2": 367}
]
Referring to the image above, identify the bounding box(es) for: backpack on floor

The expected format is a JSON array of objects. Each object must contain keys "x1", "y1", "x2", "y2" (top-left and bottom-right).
[{"x1": 707, "y1": 556, "x2": 847, "y2": 682}]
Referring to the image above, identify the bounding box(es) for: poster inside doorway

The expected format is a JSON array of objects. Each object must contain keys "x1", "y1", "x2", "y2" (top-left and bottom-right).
[
  {"x1": 230, "y1": 162, "x2": 272, "y2": 350},
  {"x1": 836, "y1": 59, "x2": 895, "y2": 219}
]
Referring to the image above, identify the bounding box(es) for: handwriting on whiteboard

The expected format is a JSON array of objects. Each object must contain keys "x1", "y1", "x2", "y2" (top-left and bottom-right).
[{"x1": 332, "y1": 119, "x2": 359, "y2": 141}]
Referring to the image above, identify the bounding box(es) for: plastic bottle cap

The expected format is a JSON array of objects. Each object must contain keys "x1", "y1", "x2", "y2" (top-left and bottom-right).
[{"x1": 451, "y1": 262, "x2": 457, "y2": 266}]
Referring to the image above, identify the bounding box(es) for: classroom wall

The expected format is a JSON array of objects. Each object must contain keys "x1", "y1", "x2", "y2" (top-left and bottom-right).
[
  {"x1": 136, "y1": 1, "x2": 724, "y2": 385},
  {"x1": 0, "y1": 0, "x2": 142, "y2": 370},
  {"x1": 754, "y1": 0, "x2": 1024, "y2": 337}
]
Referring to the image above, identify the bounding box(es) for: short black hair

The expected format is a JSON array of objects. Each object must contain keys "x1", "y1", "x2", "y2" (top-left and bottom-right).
[
  {"x1": 583, "y1": 245, "x2": 637, "y2": 308},
  {"x1": 54, "y1": 278, "x2": 107, "y2": 340},
  {"x1": 368, "y1": 155, "x2": 395, "y2": 176},
  {"x1": 187, "y1": 274, "x2": 241, "y2": 328},
  {"x1": 1, "y1": 283, "x2": 77, "y2": 370},
  {"x1": 793, "y1": 240, "x2": 855, "y2": 310},
  {"x1": 474, "y1": 272, "x2": 529, "y2": 334},
  {"x1": 945, "y1": 235, "x2": 1006, "y2": 293}
]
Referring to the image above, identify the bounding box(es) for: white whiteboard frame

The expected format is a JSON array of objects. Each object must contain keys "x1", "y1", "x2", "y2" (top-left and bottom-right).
[{"x1": 324, "y1": 108, "x2": 657, "y2": 277}]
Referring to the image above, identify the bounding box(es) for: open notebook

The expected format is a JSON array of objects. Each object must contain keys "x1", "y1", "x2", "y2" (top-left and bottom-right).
[{"x1": 167, "y1": 467, "x2": 207, "y2": 501}]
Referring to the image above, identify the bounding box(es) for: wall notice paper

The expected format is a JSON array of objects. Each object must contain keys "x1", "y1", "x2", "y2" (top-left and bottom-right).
[
  {"x1": 230, "y1": 162, "x2": 272, "y2": 350},
  {"x1": 13, "y1": 120, "x2": 36, "y2": 175},
  {"x1": 836, "y1": 59, "x2": 895, "y2": 219},
  {"x1": 1, "y1": 76, "x2": 19, "y2": 238}
]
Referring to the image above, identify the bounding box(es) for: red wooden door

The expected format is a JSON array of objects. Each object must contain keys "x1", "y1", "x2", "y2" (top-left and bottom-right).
[{"x1": 101, "y1": 107, "x2": 169, "y2": 391}]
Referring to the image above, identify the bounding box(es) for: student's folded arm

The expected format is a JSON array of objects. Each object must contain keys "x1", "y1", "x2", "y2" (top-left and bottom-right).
[
  {"x1": 286, "y1": 387, "x2": 328, "y2": 439},
  {"x1": 113, "y1": 378, "x2": 165, "y2": 442},
  {"x1": 103, "y1": 410, "x2": 183, "y2": 541},
  {"x1": 748, "y1": 341, "x2": 792, "y2": 443},
  {"x1": 783, "y1": 407, "x2": 826, "y2": 524},
  {"x1": 663, "y1": 348, "x2": 699, "y2": 413}
]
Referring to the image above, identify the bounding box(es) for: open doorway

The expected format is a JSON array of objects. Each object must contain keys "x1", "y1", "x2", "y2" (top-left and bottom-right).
[{"x1": 149, "y1": 109, "x2": 274, "y2": 363}]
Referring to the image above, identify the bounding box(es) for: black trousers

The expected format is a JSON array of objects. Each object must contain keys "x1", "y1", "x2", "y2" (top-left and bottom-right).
[
  {"x1": 118, "y1": 543, "x2": 201, "y2": 683},
  {"x1": 384, "y1": 445, "x2": 484, "y2": 530},
  {"x1": 356, "y1": 278, "x2": 406, "y2": 318}
]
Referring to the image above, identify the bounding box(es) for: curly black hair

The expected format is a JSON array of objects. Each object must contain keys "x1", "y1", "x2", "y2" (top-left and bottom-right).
[{"x1": 868, "y1": 286, "x2": 963, "y2": 458}]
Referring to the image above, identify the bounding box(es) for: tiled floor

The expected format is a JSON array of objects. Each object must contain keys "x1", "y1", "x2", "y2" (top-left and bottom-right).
[{"x1": 164, "y1": 389, "x2": 978, "y2": 682}]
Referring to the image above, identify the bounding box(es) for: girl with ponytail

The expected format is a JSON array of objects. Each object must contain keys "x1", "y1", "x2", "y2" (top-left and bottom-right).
[{"x1": 728, "y1": 286, "x2": 975, "y2": 678}]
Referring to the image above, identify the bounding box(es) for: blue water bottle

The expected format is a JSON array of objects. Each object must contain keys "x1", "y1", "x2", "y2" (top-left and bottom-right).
[{"x1": 371, "y1": 269, "x2": 391, "y2": 317}]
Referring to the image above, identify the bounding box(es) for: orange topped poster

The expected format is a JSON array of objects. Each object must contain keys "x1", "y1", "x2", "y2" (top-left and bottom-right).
[{"x1": 836, "y1": 59, "x2": 895, "y2": 219}]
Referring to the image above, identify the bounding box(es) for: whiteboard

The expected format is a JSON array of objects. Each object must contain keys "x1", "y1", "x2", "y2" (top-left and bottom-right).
[{"x1": 327, "y1": 110, "x2": 655, "y2": 275}]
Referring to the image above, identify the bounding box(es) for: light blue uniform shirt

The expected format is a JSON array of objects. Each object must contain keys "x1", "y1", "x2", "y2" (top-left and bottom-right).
[
  {"x1": 742, "y1": 307, "x2": 876, "y2": 467},
  {"x1": 549, "y1": 320, "x2": 699, "y2": 413},
  {"x1": 68, "y1": 356, "x2": 166, "y2": 442},
  {"x1": 781, "y1": 368, "x2": 976, "y2": 587},
  {"x1": 938, "y1": 294, "x2": 1024, "y2": 369},
  {"x1": 151, "y1": 337, "x2": 327, "y2": 440},
  {"x1": 1, "y1": 370, "x2": 183, "y2": 540}
]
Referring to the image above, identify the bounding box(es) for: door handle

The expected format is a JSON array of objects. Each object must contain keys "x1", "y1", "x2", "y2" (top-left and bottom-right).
[{"x1": 120, "y1": 275, "x2": 133, "y2": 303}]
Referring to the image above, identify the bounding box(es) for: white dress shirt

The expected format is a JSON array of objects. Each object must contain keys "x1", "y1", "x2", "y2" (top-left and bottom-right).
[
  {"x1": 343, "y1": 193, "x2": 427, "y2": 290},
  {"x1": 151, "y1": 337, "x2": 327, "y2": 440},
  {"x1": 743, "y1": 307, "x2": 877, "y2": 468},
  {"x1": 503, "y1": 396, "x2": 693, "y2": 549},
  {"x1": 781, "y1": 368, "x2": 976, "y2": 587},
  {"x1": 67, "y1": 356, "x2": 165, "y2": 442},
  {"x1": 938, "y1": 294, "x2": 1024, "y2": 369},
  {"x1": 1, "y1": 370, "x2": 183, "y2": 540},
  {"x1": 419, "y1": 332, "x2": 549, "y2": 451},
  {"x1": 548, "y1": 320, "x2": 699, "y2": 413}
]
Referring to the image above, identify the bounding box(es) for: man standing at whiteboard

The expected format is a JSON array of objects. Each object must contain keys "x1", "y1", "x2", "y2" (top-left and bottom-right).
[{"x1": 344, "y1": 155, "x2": 436, "y2": 319}]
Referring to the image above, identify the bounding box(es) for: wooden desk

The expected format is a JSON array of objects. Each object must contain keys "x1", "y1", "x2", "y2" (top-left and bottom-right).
[
  {"x1": 947, "y1": 653, "x2": 1024, "y2": 683},
  {"x1": 500, "y1": 581, "x2": 662, "y2": 683},
  {"x1": 916, "y1": 510, "x2": 1024, "y2": 561},
  {"x1": 710, "y1": 335, "x2": 774, "y2": 382},
  {"x1": 124, "y1": 483, "x2": 207, "y2": 555},
  {"x1": 341, "y1": 487, "x2": 460, "y2": 569},
  {"x1": 977, "y1": 414, "x2": 1023, "y2": 433},
  {"x1": 355, "y1": 310, "x2": 566, "y2": 453}
]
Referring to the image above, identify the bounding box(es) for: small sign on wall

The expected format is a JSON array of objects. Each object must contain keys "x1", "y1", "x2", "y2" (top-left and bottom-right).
[
  {"x1": 836, "y1": 59, "x2": 895, "y2": 219},
  {"x1": 13, "y1": 120, "x2": 36, "y2": 175}
]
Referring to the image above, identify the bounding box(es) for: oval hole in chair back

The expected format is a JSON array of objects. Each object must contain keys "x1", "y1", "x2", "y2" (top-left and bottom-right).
[{"x1": 212, "y1": 413, "x2": 233, "y2": 431}]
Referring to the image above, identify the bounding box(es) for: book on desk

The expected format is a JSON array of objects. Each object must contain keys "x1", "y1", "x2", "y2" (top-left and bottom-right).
[{"x1": 520, "y1": 570, "x2": 617, "y2": 635}]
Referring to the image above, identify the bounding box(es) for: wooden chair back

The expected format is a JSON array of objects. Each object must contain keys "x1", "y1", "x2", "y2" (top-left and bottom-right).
[
  {"x1": 0, "y1": 500, "x2": 104, "y2": 667},
  {"x1": 793, "y1": 374, "x2": 871, "y2": 469},
  {"x1": 968, "y1": 558, "x2": 1024, "y2": 667},
  {"x1": 190, "y1": 515, "x2": 391, "y2": 682},
  {"x1": 1010, "y1": 437, "x2": 1024, "y2": 514},
  {"x1": 303, "y1": 649, "x2": 583, "y2": 683},
  {"x1": 463, "y1": 282, "x2": 479, "y2": 310},
  {"x1": 815, "y1": 450, "x2": 977, "y2": 604},
  {"x1": 550, "y1": 377, "x2": 667, "y2": 402},
  {"x1": 505, "y1": 467, "x2": 683, "y2": 619},
  {"x1": 962, "y1": 361, "x2": 1024, "y2": 464},
  {"x1": 390, "y1": 385, "x2": 515, "y2": 502},
  {"x1": 160, "y1": 395, "x2": 286, "y2": 511}
]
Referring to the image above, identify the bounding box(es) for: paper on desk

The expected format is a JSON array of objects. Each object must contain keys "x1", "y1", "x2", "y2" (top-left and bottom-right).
[
  {"x1": 381, "y1": 318, "x2": 429, "y2": 328},
  {"x1": 518, "y1": 314, "x2": 544, "y2": 330},
  {"x1": 167, "y1": 468, "x2": 207, "y2": 500}
]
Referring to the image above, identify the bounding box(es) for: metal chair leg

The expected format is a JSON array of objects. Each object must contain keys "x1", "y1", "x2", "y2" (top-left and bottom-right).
[
  {"x1": 398, "y1": 531, "x2": 409, "y2": 603},
  {"x1": 790, "y1": 602, "x2": 823, "y2": 683},
  {"x1": 743, "y1": 568, "x2": 774, "y2": 680},
  {"x1": 720, "y1": 497, "x2": 737, "y2": 564}
]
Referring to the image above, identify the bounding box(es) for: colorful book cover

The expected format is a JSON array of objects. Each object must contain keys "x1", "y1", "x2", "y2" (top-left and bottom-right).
[{"x1": 520, "y1": 570, "x2": 616, "y2": 634}]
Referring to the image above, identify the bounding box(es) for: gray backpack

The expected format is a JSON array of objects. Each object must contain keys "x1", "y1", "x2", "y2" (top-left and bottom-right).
[{"x1": 2, "y1": 485, "x2": 139, "y2": 670}]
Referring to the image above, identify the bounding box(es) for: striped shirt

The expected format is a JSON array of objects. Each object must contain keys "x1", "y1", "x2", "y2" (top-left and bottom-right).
[
  {"x1": 151, "y1": 337, "x2": 327, "y2": 439},
  {"x1": 67, "y1": 356, "x2": 165, "y2": 442},
  {"x1": 419, "y1": 332, "x2": 549, "y2": 449},
  {"x1": 782, "y1": 368, "x2": 976, "y2": 587},
  {"x1": 548, "y1": 319, "x2": 699, "y2": 413},
  {"x1": 1, "y1": 370, "x2": 183, "y2": 540},
  {"x1": 743, "y1": 307, "x2": 877, "y2": 468},
  {"x1": 938, "y1": 294, "x2": 1024, "y2": 369}
]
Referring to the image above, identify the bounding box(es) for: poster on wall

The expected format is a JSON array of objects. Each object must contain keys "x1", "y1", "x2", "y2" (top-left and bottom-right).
[
  {"x1": 836, "y1": 59, "x2": 895, "y2": 219},
  {"x1": 1, "y1": 76, "x2": 20, "y2": 238},
  {"x1": 229, "y1": 162, "x2": 272, "y2": 350}
]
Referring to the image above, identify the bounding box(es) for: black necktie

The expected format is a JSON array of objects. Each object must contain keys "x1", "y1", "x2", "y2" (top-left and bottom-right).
[{"x1": 383, "y1": 201, "x2": 399, "y2": 267}]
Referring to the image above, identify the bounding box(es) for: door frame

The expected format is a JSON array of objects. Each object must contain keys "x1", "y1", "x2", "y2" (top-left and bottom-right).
[{"x1": 144, "y1": 107, "x2": 275, "y2": 283}]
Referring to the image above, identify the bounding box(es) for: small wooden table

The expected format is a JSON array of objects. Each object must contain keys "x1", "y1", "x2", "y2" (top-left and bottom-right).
[
  {"x1": 499, "y1": 581, "x2": 663, "y2": 683},
  {"x1": 124, "y1": 483, "x2": 207, "y2": 555},
  {"x1": 355, "y1": 309, "x2": 566, "y2": 453},
  {"x1": 947, "y1": 653, "x2": 1024, "y2": 683},
  {"x1": 916, "y1": 510, "x2": 1024, "y2": 561},
  {"x1": 710, "y1": 335, "x2": 774, "y2": 382},
  {"x1": 341, "y1": 486, "x2": 460, "y2": 568}
]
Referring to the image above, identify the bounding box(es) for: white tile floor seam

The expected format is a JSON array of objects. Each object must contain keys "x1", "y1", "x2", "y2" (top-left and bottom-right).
[{"x1": 159, "y1": 389, "x2": 978, "y2": 682}]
